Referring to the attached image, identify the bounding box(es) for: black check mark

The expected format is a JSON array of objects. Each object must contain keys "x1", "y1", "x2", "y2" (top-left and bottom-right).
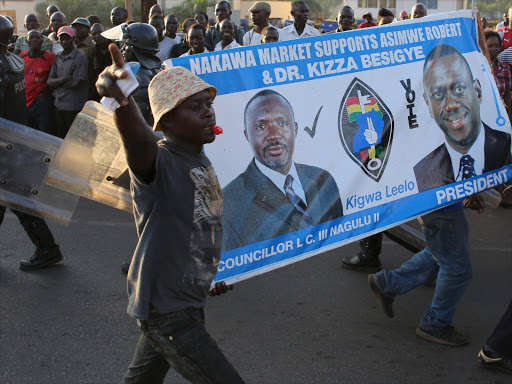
[{"x1": 304, "y1": 106, "x2": 323, "y2": 138}]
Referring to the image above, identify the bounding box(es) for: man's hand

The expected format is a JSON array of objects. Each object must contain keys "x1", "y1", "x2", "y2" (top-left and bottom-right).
[
  {"x1": 208, "y1": 282, "x2": 234, "y2": 297},
  {"x1": 95, "y1": 43, "x2": 129, "y2": 107},
  {"x1": 464, "y1": 194, "x2": 485, "y2": 214},
  {"x1": 61, "y1": 74, "x2": 73, "y2": 84}
]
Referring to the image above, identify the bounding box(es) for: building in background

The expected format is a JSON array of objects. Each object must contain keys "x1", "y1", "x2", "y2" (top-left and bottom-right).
[
  {"x1": 0, "y1": 0, "x2": 43, "y2": 34},
  {"x1": 340, "y1": 0, "x2": 467, "y2": 19}
]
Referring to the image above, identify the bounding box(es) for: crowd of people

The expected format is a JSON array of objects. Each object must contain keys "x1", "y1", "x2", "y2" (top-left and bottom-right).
[{"x1": 1, "y1": 1, "x2": 511, "y2": 382}]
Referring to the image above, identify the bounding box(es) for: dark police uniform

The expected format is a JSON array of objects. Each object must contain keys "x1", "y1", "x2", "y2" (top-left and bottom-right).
[{"x1": 0, "y1": 49, "x2": 63, "y2": 270}]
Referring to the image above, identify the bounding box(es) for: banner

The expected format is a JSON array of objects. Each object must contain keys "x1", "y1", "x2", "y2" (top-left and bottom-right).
[{"x1": 167, "y1": 10, "x2": 512, "y2": 285}]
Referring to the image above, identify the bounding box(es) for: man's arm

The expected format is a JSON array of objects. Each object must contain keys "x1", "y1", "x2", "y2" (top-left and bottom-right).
[
  {"x1": 96, "y1": 44, "x2": 157, "y2": 182},
  {"x1": 61, "y1": 52, "x2": 88, "y2": 89},
  {"x1": 46, "y1": 62, "x2": 73, "y2": 88},
  {"x1": 47, "y1": 74, "x2": 73, "y2": 88},
  {"x1": 61, "y1": 78, "x2": 84, "y2": 89}
]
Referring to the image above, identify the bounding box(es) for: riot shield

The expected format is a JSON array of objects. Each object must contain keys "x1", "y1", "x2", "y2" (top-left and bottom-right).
[
  {"x1": 46, "y1": 101, "x2": 133, "y2": 212},
  {"x1": 0, "y1": 117, "x2": 79, "y2": 223}
]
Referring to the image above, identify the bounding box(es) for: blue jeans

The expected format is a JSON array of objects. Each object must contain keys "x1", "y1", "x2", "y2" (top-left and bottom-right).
[
  {"x1": 122, "y1": 307, "x2": 244, "y2": 384},
  {"x1": 373, "y1": 208, "x2": 472, "y2": 330}
]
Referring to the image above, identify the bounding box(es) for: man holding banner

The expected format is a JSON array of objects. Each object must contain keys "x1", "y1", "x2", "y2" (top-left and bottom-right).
[
  {"x1": 96, "y1": 46, "x2": 244, "y2": 383},
  {"x1": 368, "y1": 43, "x2": 511, "y2": 347},
  {"x1": 222, "y1": 89, "x2": 343, "y2": 251}
]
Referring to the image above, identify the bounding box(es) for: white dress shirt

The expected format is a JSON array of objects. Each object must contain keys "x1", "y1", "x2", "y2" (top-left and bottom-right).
[
  {"x1": 279, "y1": 23, "x2": 320, "y2": 41},
  {"x1": 214, "y1": 39, "x2": 241, "y2": 51},
  {"x1": 445, "y1": 122, "x2": 485, "y2": 181},
  {"x1": 179, "y1": 47, "x2": 209, "y2": 57},
  {"x1": 255, "y1": 159, "x2": 308, "y2": 204},
  {"x1": 243, "y1": 29, "x2": 262, "y2": 46},
  {"x1": 157, "y1": 36, "x2": 180, "y2": 61}
]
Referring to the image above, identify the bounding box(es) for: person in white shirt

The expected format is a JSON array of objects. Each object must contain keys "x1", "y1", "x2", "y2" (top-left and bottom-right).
[
  {"x1": 180, "y1": 24, "x2": 209, "y2": 57},
  {"x1": 214, "y1": 19, "x2": 241, "y2": 51},
  {"x1": 47, "y1": 11, "x2": 66, "y2": 55},
  {"x1": 243, "y1": 2, "x2": 271, "y2": 46},
  {"x1": 496, "y1": 12, "x2": 509, "y2": 31},
  {"x1": 279, "y1": 1, "x2": 320, "y2": 41},
  {"x1": 164, "y1": 14, "x2": 181, "y2": 44},
  {"x1": 150, "y1": 15, "x2": 176, "y2": 62}
]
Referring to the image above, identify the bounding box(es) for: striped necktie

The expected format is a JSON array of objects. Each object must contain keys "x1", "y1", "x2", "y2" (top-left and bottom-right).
[{"x1": 284, "y1": 174, "x2": 314, "y2": 226}]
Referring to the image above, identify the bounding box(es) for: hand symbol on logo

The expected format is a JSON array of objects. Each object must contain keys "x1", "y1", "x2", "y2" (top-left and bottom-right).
[{"x1": 363, "y1": 117, "x2": 378, "y2": 145}]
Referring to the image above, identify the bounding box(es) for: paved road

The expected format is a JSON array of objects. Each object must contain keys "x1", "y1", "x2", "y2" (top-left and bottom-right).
[{"x1": 1, "y1": 199, "x2": 511, "y2": 384}]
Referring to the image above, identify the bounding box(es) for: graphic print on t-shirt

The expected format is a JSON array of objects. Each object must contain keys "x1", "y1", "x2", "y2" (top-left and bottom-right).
[{"x1": 187, "y1": 165, "x2": 223, "y2": 283}]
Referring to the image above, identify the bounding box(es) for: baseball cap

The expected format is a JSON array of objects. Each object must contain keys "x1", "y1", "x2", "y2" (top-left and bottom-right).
[
  {"x1": 148, "y1": 67, "x2": 217, "y2": 131},
  {"x1": 363, "y1": 12, "x2": 373, "y2": 18},
  {"x1": 249, "y1": 2, "x2": 271, "y2": 13},
  {"x1": 57, "y1": 26, "x2": 74, "y2": 37},
  {"x1": 400, "y1": 10, "x2": 408, "y2": 18},
  {"x1": 71, "y1": 17, "x2": 91, "y2": 28}
]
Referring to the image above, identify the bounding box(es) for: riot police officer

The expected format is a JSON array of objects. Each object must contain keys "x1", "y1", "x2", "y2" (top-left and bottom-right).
[
  {"x1": 119, "y1": 22, "x2": 162, "y2": 126},
  {"x1": 0, "y1": 15, "x2": 63, "y2": 270}
]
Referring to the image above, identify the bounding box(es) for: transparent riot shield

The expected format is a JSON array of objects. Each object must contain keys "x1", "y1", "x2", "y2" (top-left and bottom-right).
[
  {"x1": 0, "y1": 117, "x2": 79, "y2": 223},
  {"x1": 46, "y1": 101, "x2": 133, "y2": 212}
]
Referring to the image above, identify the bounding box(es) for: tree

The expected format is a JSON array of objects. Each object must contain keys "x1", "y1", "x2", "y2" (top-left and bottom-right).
[
  {"x1": 468, "y1": 0, "x2": 512, "y2": 20},
  {"x1": 141, "y1": 0, "x2": 157, "y2": 23},
  {"x1": 168, "y1": 0, "x2": 216, "y2": 23},
  {"x1": 35, "y1": 0, "x2": 142, "y2": 27}
]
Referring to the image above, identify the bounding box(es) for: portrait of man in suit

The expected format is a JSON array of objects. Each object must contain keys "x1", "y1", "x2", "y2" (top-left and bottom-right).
[
  {"x1": 414, "y1": 44, "x2": 511, "y2": 192},
  {"x1": 222, "y1": 89, "x2": 343, "y2": 251}
]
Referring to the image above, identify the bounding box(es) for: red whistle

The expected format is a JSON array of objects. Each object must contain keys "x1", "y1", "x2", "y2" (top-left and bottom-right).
[{"x1": 211, "y1": 125, "x2": 223, "y2": 135}]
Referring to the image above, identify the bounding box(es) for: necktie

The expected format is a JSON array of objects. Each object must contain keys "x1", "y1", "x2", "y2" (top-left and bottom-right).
[
  {"x1": 459, "y1": 154, "x2": 477, "y2": 180},
  {"x1": 284, "y1": 174, "x2": 314, "y2": 226}
]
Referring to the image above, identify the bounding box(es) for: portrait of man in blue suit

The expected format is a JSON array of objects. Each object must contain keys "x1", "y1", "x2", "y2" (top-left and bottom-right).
[{"x1": 222, "y1": 89, "x2": 343, "y2": 251}]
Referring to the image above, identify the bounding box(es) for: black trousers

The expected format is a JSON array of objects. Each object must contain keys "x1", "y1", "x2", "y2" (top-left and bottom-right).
[
  {"x1": 0, "y1": 206, "x2": 56, "y2": 252},
  {"x1": 27, "y1": 93, "x2": 56, "y2": 136},
  {"x1": 55, "y1": 109, "x2": 80, "y2": 139},
  {"x1": 487, "y1": 298, "x2": 512, "y2": 358},
  {"x1": 359, "y1": 233, "x2": 383, "y2": 260}
]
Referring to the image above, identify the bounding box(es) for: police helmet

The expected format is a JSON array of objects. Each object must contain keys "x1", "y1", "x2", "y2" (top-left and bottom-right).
[
  {"x1": 120, "y1": 23, "x2": 159, "y2": 52},
  {"x1": 0, "y1": 15, "x2": 14, "y2": 47}
]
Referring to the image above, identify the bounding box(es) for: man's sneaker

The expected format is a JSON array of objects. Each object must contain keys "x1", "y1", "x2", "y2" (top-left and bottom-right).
[
  {"x1": 20, "y1": 245, "x2": 63, "y2": 270},
  {"x1": 342, "y1": 253, "x2": 382, "y2": 273},
  {"x1": 477, "y1": 347, "x2": 512, "y2": 374},
  {"x1": 416, "y1": 325, "x2": 469, "y2": 346},
  {"x1": 368, "y1": 274, "x2": 394, "y2": 318}
]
